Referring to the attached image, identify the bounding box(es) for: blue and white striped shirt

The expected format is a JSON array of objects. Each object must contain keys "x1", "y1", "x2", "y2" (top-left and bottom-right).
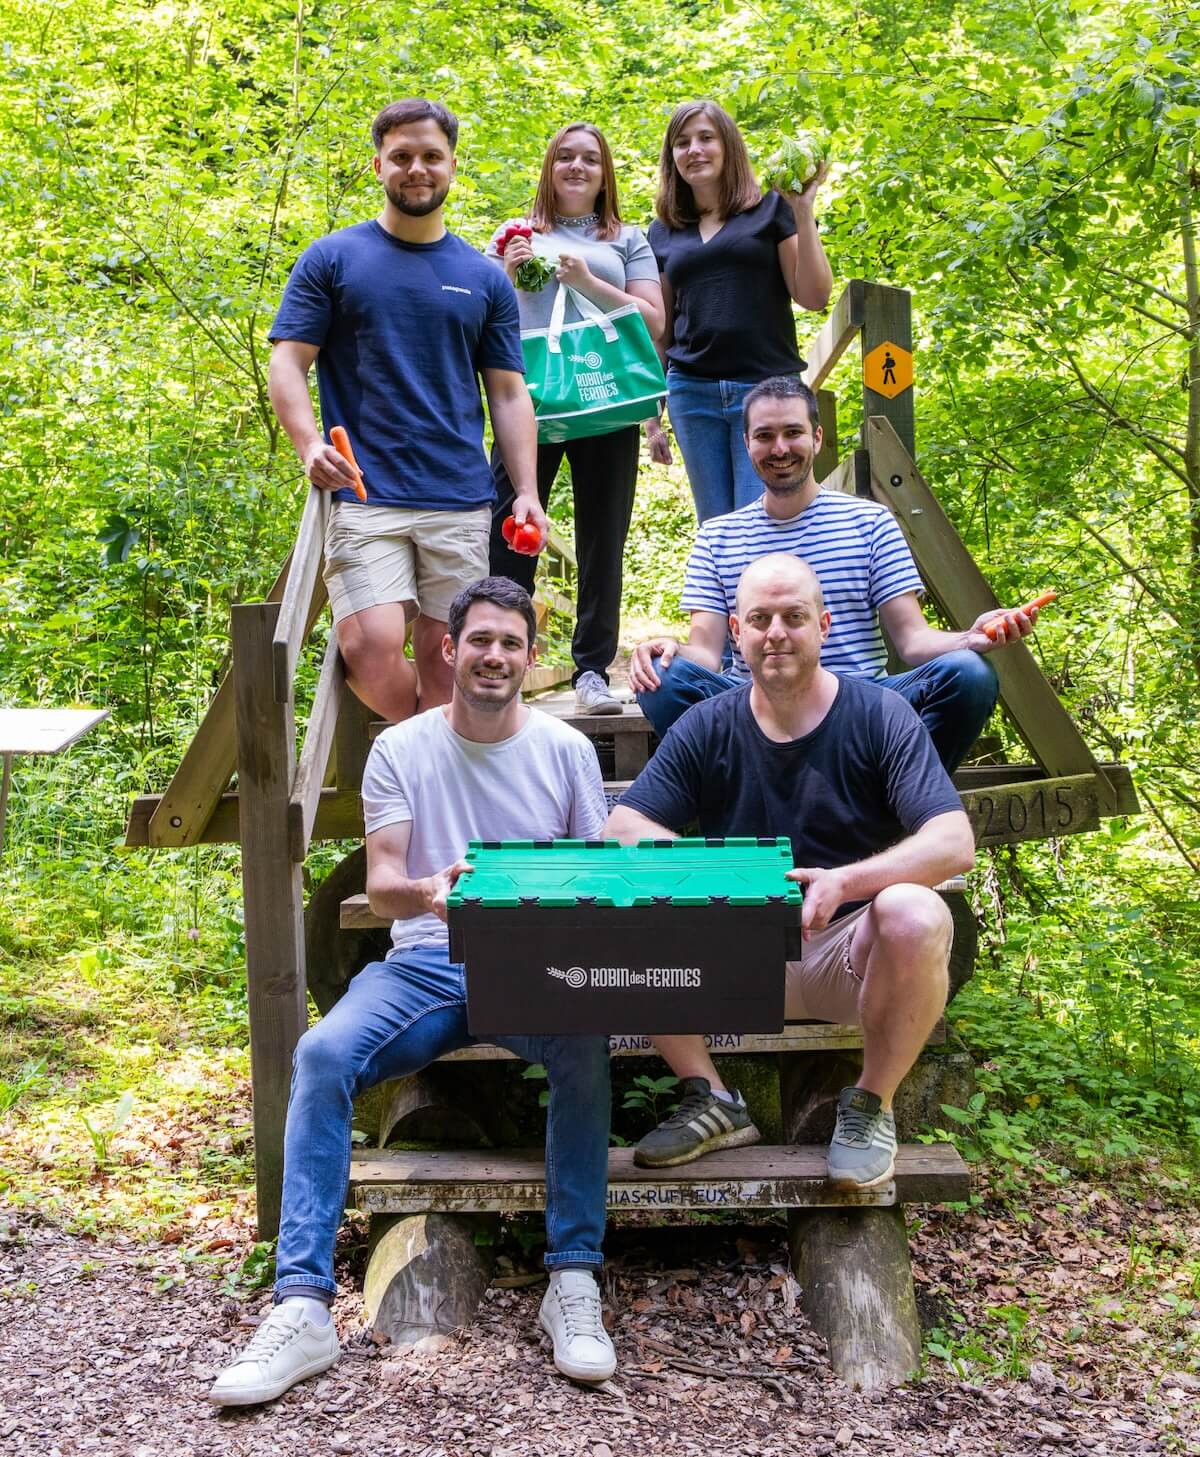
[{"x1": 681, "y1": 493, "x2": 924, "y2": 683}]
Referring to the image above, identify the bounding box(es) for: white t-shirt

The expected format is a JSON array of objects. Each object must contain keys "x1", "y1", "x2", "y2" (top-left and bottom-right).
[{"x1": 362, "y1": 706, "x2": 608, "y2": 953}]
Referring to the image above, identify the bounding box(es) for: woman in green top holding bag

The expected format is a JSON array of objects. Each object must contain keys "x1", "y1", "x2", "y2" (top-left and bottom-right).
[{"x1": 486, "y1": 122, "x2": 665, "y2": 715}]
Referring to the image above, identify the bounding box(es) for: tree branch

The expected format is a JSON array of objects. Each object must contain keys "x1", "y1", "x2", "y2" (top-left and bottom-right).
[
  {"x1": 1098, "y1": 263, "x2": 1188, "y2": 314},
  {"x1": 1062, "y1": 348, "x2": 1192, "y2": 483}
]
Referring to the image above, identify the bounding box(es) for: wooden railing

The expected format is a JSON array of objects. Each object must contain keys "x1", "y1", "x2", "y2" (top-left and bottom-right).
[
  {"x1": 124, "y1": 476, "x2": 578, "y2": 1233},
  {"x1": 801, "y1": 281, "x2": 1126, "y2": 823}
]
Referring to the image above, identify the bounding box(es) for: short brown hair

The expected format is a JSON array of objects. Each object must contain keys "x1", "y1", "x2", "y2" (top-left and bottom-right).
[
  {"x1": 447, "y1": 577, "x2": 537, "y2": 651},
  {"x1": 529, "y1": 123, "x2": 623, "y2": 242},
  {"x1": 371, "y1": 99, "x2": 458, "y2": 152},
  {"x1": 743, "y1": 376, "x2": 821, "y2": 435},
  {"x1": 655, "y1": 100, "x2": 761, "y2": 230}
]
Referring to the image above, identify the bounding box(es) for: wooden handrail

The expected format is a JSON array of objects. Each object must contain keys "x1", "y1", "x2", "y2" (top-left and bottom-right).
[
  {"x1": 544, "y1": 523, "x2": 578, "y2": 574},
  {"x1": 802, "y1": 279, "x2": 865, "y2": 391},
  {"x1": 273, "y1": 485, "x2": 329, "y2": 704},
  {"x1": 288, "y1": 634, "x2": 344, "y2": 862}
]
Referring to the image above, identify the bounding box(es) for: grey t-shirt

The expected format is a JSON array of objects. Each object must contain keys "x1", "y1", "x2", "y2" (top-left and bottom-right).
[
  {"x1": 362, "y1": 705, "x2": 607, "y2": 953},
  {"x1": 485, "y1": 218, "x2": 659, "y2": 330}
]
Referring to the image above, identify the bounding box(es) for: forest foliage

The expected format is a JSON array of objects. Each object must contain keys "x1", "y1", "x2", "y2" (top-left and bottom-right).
[{"x1": 0, "y1": 0, "x2": 1197, "y2": 1196}]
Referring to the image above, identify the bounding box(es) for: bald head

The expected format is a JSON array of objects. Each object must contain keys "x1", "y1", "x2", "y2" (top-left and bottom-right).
[{"x1": 735, "y1": 554, "x2": 825, "y2": 616}]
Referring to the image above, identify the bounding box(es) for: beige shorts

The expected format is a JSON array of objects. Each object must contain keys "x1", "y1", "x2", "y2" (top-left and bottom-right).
[
  {"x1": 323, "y1": 502, "x2": 491, "y2": 625},
  {"x1": 784, "y1": 903, "x2": 872, "y2": 1025},
  {"x1": 785, "y1": 899, "x2": 954, "y2": 1024}
]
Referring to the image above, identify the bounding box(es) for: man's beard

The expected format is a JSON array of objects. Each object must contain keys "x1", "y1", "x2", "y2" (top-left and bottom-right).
[
  {"x1": 760, "y1": 456, "x2": 813, "y2": 496},
  {"x1": 384, "y1": 180, "x2": 450, "y2": 217},
  {"x1": 453, "y1": 663, "x2": 521, "y2": 712}
]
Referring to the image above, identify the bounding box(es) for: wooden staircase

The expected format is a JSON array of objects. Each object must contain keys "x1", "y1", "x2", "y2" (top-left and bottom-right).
[{"x1": 121, "y1": 278, "x2": 1142, "y2": 1392}]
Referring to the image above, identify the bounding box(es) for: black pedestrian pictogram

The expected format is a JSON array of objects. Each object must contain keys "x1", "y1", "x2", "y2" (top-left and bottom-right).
[{"x1": 882, "y1": 352, "x2": 896, "y2": 386}]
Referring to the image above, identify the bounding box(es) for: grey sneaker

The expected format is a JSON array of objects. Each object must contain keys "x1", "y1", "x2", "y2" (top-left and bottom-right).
[
  {"x1": 633, "y1": 1077, "x2": 761, "y2": 1168},
  {"x1": 208, "y1": 1302, "x2": 340, "y2": 1406},
  {"x1": 575, "y1": 671, "x2": 622, "y2": 715},
  {"x1": 827, "y1": 1086, "x2": 897, "y2": 1188},
  {"x1": 539, "y1": 1270, "x2": 616, "y2": 1382}
]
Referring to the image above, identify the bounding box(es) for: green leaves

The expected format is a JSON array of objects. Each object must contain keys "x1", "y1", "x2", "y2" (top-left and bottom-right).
[{"x1": 96, "y1": 515, "x2": 140, "y2": 566}]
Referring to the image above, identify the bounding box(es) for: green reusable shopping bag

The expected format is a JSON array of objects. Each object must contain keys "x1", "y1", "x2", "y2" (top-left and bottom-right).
[{"x1": 522, "y1": 285, "x2": 666, "y2": 443}]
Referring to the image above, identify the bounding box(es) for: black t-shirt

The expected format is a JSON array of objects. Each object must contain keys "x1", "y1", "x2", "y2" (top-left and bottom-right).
[
  {"x1": 621, "y1": 678, "x2": 963, "y2": 886},
  {"x1": 648, "y1": 193, "x2": 803, "y2": 382}
]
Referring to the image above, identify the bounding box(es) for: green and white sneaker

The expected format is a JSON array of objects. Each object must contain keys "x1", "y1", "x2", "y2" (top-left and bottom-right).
[
  {"x1": 827, "y1": 1086, "x2": 897, "y2": 1188},
  {"x1": 633, "y1": 1077, "x2": 761, "y2": 1168}
]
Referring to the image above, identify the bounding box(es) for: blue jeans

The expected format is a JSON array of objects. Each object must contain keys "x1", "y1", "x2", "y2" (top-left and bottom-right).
[
  {"x1": 274, "y1": 946, "x2": 611, "y2": 1303},
  {"x1": 637, "y1": 650, "x2": 998, "y2": 772},
  {"x1": 667, "y1": 372, "x2": 763, "y2": 524}
]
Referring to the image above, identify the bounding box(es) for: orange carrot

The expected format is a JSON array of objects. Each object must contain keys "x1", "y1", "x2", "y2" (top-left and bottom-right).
[
  {"x1": 329, "y1": 425, "x2": 367, "y2": 502},
  {"x1": 983, "y1": 590, "x2": 1057, "y2": 640}
]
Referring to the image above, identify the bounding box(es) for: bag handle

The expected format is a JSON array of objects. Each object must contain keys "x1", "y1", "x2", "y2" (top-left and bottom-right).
[{"x1": 547, "y1": 284, "x2": 620, "y2": 354}]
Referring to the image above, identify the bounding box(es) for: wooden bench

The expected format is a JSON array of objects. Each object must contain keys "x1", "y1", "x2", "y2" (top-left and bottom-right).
[
  {"x1": 346, "y1": 1135, "x2": 969, "y2": 1390},
  {"x1": 349, "y1": 1145, "x2": 969, "y2": 1215}
]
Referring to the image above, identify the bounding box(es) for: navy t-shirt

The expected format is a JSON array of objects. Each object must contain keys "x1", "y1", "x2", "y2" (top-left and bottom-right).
[
  {"x1": 270, "y1": 222, "x2": 524, "y2": 510},
  {"x1": 648, "y1": 192, "x2": 802, "y2": 382},
  {"x1": 621, "y1": 677, "x2": 962, "y2": 898}
]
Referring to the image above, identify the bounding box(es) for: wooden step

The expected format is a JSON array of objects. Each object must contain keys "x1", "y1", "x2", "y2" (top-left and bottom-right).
[
  {"x1": 369, "y1": 699, "x2": 653, "y2": 737},
  {"x1": 348, "y1": 1143, "x2": 969, "y2": 1214},
  {"x1": 368, "y1": 697, "x2": 655, "y2": 776},
  {"x1": 449, "y1": 1024, "x2": 878, "y2": 1058}
]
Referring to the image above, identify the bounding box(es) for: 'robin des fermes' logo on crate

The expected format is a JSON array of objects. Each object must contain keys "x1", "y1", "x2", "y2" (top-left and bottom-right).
[{"x1": 546, "y1": 965, "x2": 702, "y2": 990}]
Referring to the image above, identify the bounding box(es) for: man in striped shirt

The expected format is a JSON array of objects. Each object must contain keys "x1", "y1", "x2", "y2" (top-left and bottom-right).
[{"x1": 629, "y1": 376, "x2": 1045, "y2": 770}]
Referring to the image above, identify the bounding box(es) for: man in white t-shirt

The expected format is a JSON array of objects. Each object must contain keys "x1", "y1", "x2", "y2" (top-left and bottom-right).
[
  {"x1": 210, "y1": 578, "x2": 614, "y2": 1407},
  {"x1": 631, "y1": 376, "x2": 1046, "y2": 771}
]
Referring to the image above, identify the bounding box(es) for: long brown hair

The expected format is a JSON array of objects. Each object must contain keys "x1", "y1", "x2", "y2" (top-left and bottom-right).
[
  {"x1": 528, "y1": 123, "x2": 623, "y2": 241},
  {"x1": 655, "y1": 100, "x2": 761, "y2": 230}
]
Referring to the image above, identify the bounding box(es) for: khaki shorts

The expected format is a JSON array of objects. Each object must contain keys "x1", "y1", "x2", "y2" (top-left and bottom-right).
[
  {"x1": 323, "y1": 502, "x2": 491, "y2": 625},
  {"x1": 784, "y1": 903, "x2": 871, "y2": 1025},
  {"x1": 785, "y1": 899, "x2": 954, "y2": 1024}
]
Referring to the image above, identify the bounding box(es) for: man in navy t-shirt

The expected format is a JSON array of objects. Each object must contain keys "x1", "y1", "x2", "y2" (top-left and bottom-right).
[
  {"x1": 606, "y1": 553, "x2": 976, "y2": 1188},
  {"x1": 269, "y1": 98, "x2": 547, "y2": 723}
]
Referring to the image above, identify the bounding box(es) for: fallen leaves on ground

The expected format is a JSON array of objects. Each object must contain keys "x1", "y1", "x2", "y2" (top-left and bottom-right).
[{"x1": 0, "y1": 1169, "x2": 1196, "y2": 1456}]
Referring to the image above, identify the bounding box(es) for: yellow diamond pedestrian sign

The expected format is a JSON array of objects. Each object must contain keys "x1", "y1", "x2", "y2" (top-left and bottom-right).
[{"x1": 863, "y1": 341, "x2": 913, "y2": 399}]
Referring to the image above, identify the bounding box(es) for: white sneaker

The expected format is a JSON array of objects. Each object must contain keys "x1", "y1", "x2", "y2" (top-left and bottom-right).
[
  {"x1": 539, "y1": 1270, "x2": 616, "y2": 1382},
  {"x1": 208, "y1": 1302, "x2": 340, "y2": 1406},
  {"x1": 575, "y1": 671, "x2": 623, "y2": 716}
]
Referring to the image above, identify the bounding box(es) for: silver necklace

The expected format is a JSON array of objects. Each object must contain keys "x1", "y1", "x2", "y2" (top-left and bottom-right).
[{"x1": 554, "y1": 211, "x2": 599, "y2": 227}]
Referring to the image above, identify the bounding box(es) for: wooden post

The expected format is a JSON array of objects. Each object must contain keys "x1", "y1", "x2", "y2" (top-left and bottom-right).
[
  {"x1": 364, "y1": 1213, "x2": 497, "y2": 1345},
  {"x1": 813, "y1": 390, "x2": 838, "y2": 484},
  {"x1": 780, "y1": 1049, "x2": 924, "y2": 1390},
  {"x1": 860, "y1": 283, "x2": 914, "y2": 458},
  {"x1": 232, "y1": 601, "x2": 309, "y2": 1240},
  {"x1": 789, "y1": 1206, "x2": 923, "y2": 1390}
]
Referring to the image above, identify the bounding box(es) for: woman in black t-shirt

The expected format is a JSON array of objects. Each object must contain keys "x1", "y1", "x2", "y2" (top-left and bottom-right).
[{"x1": 645, "y1": 100, "x2": 833, "y2": 524}]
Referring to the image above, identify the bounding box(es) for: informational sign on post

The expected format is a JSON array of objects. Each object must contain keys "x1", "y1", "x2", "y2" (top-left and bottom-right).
[{"x1": 862, "y1": 340, "x2": 913, "y2": 399}]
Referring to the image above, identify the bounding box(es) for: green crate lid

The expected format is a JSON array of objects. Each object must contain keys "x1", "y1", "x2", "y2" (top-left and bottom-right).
[{"x1": 446, "y1": 838, "x2": 801, "y2": 910}]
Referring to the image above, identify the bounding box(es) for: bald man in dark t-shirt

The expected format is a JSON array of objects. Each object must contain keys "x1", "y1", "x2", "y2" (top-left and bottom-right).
[{"x1": 606, "y1": 554, "x2": 976, "y2": 1188}]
